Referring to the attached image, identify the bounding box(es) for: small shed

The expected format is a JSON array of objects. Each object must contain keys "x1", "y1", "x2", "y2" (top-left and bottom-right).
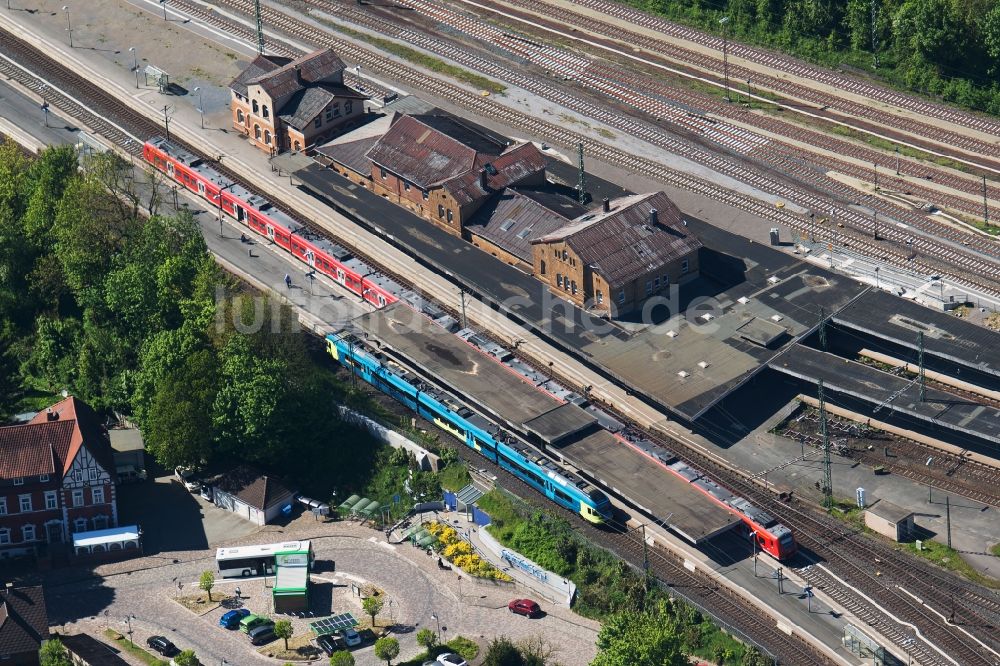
[
  {"x1": 864, "y1": 500, "x2": 914, "y2": 542},
  {"x1": 109, "y1": 428, "x2": 145, "y2": 482},
  {"x1": 209, "y1": 466, "x2": 295, "y2": 526},
  {"x1": 61, "y1": 633, "x2": 131, "y2": 666}
]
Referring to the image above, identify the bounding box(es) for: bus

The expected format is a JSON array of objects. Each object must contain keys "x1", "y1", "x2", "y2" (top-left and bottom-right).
[{"x1": 215, "y1": 540, "x2": 314, "y2": 578}]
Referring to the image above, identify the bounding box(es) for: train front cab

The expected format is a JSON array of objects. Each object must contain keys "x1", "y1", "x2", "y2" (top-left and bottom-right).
[{"x1": 747, "y1": 522, "x2": 796, "y2": 560}]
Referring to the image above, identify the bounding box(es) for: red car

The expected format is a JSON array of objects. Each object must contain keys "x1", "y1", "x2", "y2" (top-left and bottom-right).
[{"x1": 508, "y1": 599, "x2": 541, "y2": 617}]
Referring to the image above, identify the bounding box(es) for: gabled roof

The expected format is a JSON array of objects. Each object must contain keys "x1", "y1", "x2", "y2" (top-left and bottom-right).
[
  {"x1": 61, "y1": 634, "x2": 130, "y2": 666},
  {"x1": 228, "y1": 54, "x2": 293, "y2": 98},
  {"x1": 212, "y1": 466, "x2": 295, "y2": 511},
  {"x1": 466, "y1": 187, "x2": 585, "y2": 262},
  {"x1": 535, "y1": 192, "x2": 702, "y2": 286},
  {"x1": 0, "y1": 396, "x2": 114, "y2": 481},
  {"x1": 366, "y1": 114, "x2": 545, "y2": 204},
  {"x1": 0, "y1": 586, "x2": 48, "y2": 656},
  {"x1": 247, "y1": 49, "x2": 346, "y2": 100},
  {"x1": 278, "y1": 83, "x2": 369, "y2": 130}
]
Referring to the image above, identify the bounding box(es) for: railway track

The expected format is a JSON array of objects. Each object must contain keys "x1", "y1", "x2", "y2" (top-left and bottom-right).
[
  {"x1": 496, "y1": 0, "x2": 1000, "y2": 160},
  {"x1": 211, "y1": 0, "x2": 1000, "y2": 295},
  {"x1": 373, "y1": 0, "x2": 1000, "y2": 276},
  {"x1": 6, "y1": 7, "x2": 999, "y2": 663}
]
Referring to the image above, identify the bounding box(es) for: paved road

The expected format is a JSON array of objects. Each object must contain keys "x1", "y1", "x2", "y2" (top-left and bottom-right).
[{"x1": 45, "y1": 518, "x2": 599, "y2": 666}]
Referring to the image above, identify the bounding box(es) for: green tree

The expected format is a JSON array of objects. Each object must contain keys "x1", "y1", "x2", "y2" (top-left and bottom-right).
[
  {"x1": 362, "y1": 595, "x2": 384, "y2": 627},
  {"x1": 892, "y1": 0, "x2": 965, "y2": 66},
  {"x1": 273, "y1": 619, "x2": 294, "y2": 650},
  {"x1": 39, "y1": 637, "x2": 72, "y2": 666},
  {"x1": 593, "y1": 600, "x2": 687, "y2": 666},
  {"x1": 199, "y1": 570, "x2": 215, "y2": 602},
  {"x1": 21, "y1": 145, "x2": 79, "y2": 249},
  {"x1": 329, "y1": 651, "x2": 355, "y2": 666},
  {"x1": 416, "y1": 627, "x2": 437, "y2": 650},
  {"x1": 373, "y1": 637, "x2": 400, "y2": 666},
  {"x1": 482, "y1": 637, "x2": 525, "y2": 666},
  {"x1": 172, "y1": 649, "x2": 199, "y2": 666},
  {"x1": 143, "y1": 349, "x2": 219, "y2": 468},
  {"x1": 21, "y1": 315, "x2": 81, "y2": 391}
]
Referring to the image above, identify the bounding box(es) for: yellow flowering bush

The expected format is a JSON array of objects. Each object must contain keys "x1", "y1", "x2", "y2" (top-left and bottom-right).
[{"x1": 424, "y1": 521, "x2": 512, "y2": 581}]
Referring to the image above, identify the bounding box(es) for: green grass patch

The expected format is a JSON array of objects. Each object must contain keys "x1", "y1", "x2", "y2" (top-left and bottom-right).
[
  {"x1": 991, "y1": 543, "x2": 1000, "y2": 558},
  {"x1": 438, "y1": 461, "x2": 471, "y2": 491},
  {"x1": 903, "y1": 540, "x2": 1000, "y2": 589},
  {"x1": 314, "y1": 18, "x2": 505, "y2": 94},
  {"x1": 103, "y1": 630, "x2": 169, "y2": 665},
  {"x1": 827, "y1": 124, "x2": 978, "y2": 175},
  {"x1": 446, "y1": 636, "x2": 480, "y2": 661}
]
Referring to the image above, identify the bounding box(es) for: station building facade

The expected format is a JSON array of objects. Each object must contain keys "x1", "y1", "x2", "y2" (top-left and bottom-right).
[{"x1": 228, "y1": 49, "x2": 367, "y2": 154}]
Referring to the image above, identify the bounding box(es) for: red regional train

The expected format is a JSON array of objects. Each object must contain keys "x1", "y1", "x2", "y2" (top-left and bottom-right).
[
  {"x1": 144, "y1": 136, "x2": 797, "y2": 560},
  {"x1": 143, "y1": 137, "x2": 397, "y2": 309}
]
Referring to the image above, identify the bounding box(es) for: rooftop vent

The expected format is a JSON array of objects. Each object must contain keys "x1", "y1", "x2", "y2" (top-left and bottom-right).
[
  {"x1": 677, "y1": 370, "x2": 690, "y2": 378},
  {"x1": 697, "y1": 361, "x2": 710, "y2": 369},
  {"x1": 767, "y1": 276, "x2": 780, "y2": 285},
  {"x1": 602, "y1": 197, "x2": 610, "y2": 213},
  {"x1": 737, "y1": 296, "x2": 750, "y2": 304}
]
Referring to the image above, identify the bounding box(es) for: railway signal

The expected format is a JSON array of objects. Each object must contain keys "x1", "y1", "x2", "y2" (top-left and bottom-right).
[
  {"x1": 804, "y1": 585, "x2": 814, "y2": 612},
  {"x1": 40, "y1": 101, "x2": 49, "y2": 128}
]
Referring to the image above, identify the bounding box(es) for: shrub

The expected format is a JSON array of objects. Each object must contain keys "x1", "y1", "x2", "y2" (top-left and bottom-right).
[{"x1": 447, "y1": 636, "x2": 480, "y2": 661}]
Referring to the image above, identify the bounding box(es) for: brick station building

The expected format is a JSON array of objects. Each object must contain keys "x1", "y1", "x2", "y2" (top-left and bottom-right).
[
  {"x1": 229, "y1": 48, "x2": 367, "y2": 154},
  {"x1": 0, "y1": 397, "x2": 118, "y2": 559}
]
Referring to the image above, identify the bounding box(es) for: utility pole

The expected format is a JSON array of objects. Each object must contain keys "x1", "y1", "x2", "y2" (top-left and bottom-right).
[
  {"x1": 871, "y1": 0, "x2": 879, "y2": 69},
  {"x1": 819, "y1": 379, "x2": 833, "y2": 511},
  {"x1": 984, "y1": 174, "x2": 990, "y2": 226},
  {"x1": 818, "y1": 306, "x2": 828, "y2": 351},
  {"x1": 576, "y1": 143, "x2": 586, "y2": 204},
  {"x1": 162, "y1": 105, "x2": 171, "y2": 142},
  {"x1": 946, "y1": 496, "x2": 952, "y2": 549},
  {"x1": 917, "y1": 331, "x2": 926, "y2": 401},
  {"x1": 719, "y1": 17, "x2": 731, "y2": 103},
  {"x1": 253, "y1": 0, "x2": 265, "y2": 55},
  {"x1": 459, "y1": 289, "x2": 467, "y2": 329}
]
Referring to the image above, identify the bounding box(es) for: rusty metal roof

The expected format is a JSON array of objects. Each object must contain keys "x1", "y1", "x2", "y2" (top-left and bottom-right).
[
  {"x1": 466, "y1": 187, "x2": 584, "y2": 262},
  {"x1": 366, "y1": 115, "x2": 545, "y2": 204},
  {"x1": 537, "y1": 192, "x2": 701, "y2": 286},
  {"x1": 316, "y1": 135, "x2": 382, "y2": 174}
]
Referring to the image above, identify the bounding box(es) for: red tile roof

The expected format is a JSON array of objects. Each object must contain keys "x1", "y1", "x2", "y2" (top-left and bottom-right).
[
  {"x1": 0, "y1": 585, "x2": 48, "y2": 656},
  {"x1": 0, "y1": 396, "x2": 114, "y2": 482}
]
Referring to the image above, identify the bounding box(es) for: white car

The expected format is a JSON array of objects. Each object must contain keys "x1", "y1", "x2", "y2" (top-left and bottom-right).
[
  {"x1": 437, "y1": 654, "x2": 468, "y2": 666},
  {"x1": 340, "y1": 628, "x2": 362, "y2": 647},
  {"x1": 173, "y1": 466, "x2": 200, "y2": 492}
]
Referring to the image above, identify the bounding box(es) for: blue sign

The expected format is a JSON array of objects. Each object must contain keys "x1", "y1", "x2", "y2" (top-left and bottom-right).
[{"x1": 392, "y1": 494, "x2": 400, "y2": 505}]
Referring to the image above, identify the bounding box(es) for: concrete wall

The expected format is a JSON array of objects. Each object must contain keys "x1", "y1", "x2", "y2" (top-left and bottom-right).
[
  {"x1": 337, "y1": 405, "x2": 441, "y2": 472},
  {"x1": 476, "y1": 525, "x2": 575, "y2": 606}
]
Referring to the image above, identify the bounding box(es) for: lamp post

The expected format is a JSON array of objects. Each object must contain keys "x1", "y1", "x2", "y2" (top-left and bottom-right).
[
  {"x1": 122, "y1": 614, "x2": 135, "y2": 647},
  {"x1": 62, "y1": 6, "x2": 73, "y2": 48},
  {"x1": 718, "y1": 17, "x2": 731, "y2": 103},
  {"x1": 129, "y1": 47, "x2": 139, "y2": 88},
  {"x1": 874, "y1": 266, "x2": 880, "y2": 289},
  {"x1": 193, "y1": 86, "x2": 204, "y2": 129},
  {"x1": 431, "y1": 613, "x2": 441, "y2": 643},
  {"x1": 160, "y1": 0, "x2": 168, "y2": 20}
]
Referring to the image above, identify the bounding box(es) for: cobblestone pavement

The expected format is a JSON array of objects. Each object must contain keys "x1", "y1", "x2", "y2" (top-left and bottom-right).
[{"x1": 45, "y1": 513, "x2": 599, "y2": 665}]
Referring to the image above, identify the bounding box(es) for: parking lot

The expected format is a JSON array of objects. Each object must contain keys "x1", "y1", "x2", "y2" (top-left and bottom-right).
[
  {"x1": 46, "y1": 515, "x2": 600, "y2": 665},
  {"x1": 116, "y1": 465, "x2": 260, "y2": 554}
]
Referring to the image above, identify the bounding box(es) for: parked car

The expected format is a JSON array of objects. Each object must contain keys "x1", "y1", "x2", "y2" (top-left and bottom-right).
[
  {"x1": 508, "y1": 598, "x2": 541, "y2": 617},
  {"x1": 146, "y1": 636, "x2": 179, "y2": 657},
  {"x1": 173, "y1": 466, "x2": 200, "y2": 492},
  {"x1": 249, "y1": 624, "x2": 277, "y2": 645},
  {"x1": 239, "y1": 614, "x2": 273, "y2": 634},
  {"x1": 315, "y1": 633, "x2": 346, "y2": 656},
  {"x1": 437, "y1": 654, "x2": 469, "y2": 666},
  {"x1": 339, "y1": 627, "x2": 363, "y2": 647},
  {"x1": 219, "y1": 608, "x2": 251, "y2": 629}
]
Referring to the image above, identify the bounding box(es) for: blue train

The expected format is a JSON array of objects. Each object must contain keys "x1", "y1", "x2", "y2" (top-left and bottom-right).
[{"x1": 326, "y1": 332, "x2": 614, "y2": 524}]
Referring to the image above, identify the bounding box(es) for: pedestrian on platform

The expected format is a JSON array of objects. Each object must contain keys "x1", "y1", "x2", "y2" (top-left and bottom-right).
[{"x1": 284, "y1": 274, "x2": 292, "y2": 289}]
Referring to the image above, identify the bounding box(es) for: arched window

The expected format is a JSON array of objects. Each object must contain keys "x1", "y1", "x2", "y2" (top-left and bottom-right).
[
  {"x1": 252, "y1": 99, "x2": 259, "y2": 114},
  {"x1": 262, "y1": 104, "x2": 270, "y2": 119},
  {"x1": 293, "y1": 140, "x2": 301, "y2": 151},
  {"x1": 237, "y1": 109, "x2": 244, "y2": 124},
  {"x1": 254, "y1": 125, "x2": 261, "y2": 140},
  {"x1": 264, "y1": 129, "x2": 272, "y2": 145}
]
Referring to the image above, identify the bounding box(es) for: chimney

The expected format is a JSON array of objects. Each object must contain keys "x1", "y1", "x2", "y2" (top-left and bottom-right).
[
  {"x1": 602, "y1": 197, "x2": 610, "y2": 213},
  {"x1": 479, "y1": 169, "x2": 488, "y2": 190},
  {"x1": 649, "y1": 208, "x2": 658, "y2": 226},
  {"x1": 46, "y1": 407, "x2": 57, "y2": 421},
  {"x1": 294, "y1": 64, "x2": 303, "y2": 83}
]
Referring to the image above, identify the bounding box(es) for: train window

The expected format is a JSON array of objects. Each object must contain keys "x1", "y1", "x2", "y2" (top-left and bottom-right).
[{"x1": 198, "y1": 181, "x2": 205, "y2": 195}]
